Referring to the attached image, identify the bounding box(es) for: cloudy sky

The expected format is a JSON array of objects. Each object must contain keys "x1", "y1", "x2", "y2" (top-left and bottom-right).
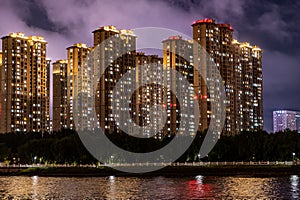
[{"x1": 0, "y1": 0, "x2": 299, "y2": 132}]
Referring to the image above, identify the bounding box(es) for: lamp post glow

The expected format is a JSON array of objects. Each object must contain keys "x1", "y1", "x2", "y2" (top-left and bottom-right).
[
  {"x1": 292, "y1": 153, "x2": 296, "y2": 161},
  {"x1": 34, "y1": 156, "x2": 37, "y2": 165},
  {"x1": 110, "y1": 155, "x2": 114, "y2": 164}
]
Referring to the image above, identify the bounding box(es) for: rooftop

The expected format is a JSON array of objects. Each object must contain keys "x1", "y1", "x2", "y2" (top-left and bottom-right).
[
  {"x1": 68, "y1": 43, "x2": 88, "y2": 49},
  {"x1": 192, "y1": 18, "x2": 215, "y2": 25},
  {"x1": 92, "y1": 25, "x2": 118, "y2": 33},
  {"x1": 92, "y1": 25, "x2": 136, "y2": 37}
]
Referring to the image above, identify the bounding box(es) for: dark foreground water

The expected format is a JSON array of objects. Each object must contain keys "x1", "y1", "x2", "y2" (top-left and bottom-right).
[{"x1": 0, "y1": 175, "x2": 299, "y2": 199}]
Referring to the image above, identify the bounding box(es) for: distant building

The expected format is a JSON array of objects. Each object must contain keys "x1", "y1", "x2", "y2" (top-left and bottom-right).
[
  {"x1": 273, "y1": 110, "x2": 300, "y2": 133},
  {"x1": 0, "y1": 32, "x2": 49, "y2": 133}
]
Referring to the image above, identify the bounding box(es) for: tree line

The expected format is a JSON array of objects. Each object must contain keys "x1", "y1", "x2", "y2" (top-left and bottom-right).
[{"x1": 0, "y1": 129, "x2": 299, "y2": 164}]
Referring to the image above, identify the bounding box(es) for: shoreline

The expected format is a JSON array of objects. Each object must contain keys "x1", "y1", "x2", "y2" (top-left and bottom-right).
[{"x1": 1, "y1": 165, "x2": 300, "y2": 177}]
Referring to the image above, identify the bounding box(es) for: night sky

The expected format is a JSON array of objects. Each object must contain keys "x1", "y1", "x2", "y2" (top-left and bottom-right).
[{"x1": 0, "y1": 0, "x2": 299, "y2": 132}]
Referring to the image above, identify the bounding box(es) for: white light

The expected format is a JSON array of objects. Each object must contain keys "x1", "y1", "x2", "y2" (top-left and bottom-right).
[{"x1": 195, "y1": 175, "x2": 203, "y2": 184}]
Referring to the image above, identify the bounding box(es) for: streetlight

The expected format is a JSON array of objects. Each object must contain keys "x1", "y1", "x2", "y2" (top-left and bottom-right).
[
  {"x1": 198, "y1": 154, "x2": 202, "y2": 166},
  {"x1": 292, "y1": 153, "x2": 296, "y2": 161},
  {"x1": 110, "y1": 155, "x2": 114, "y2": 164},
  {"x1": 34, "y1": 156, "x2": 37, "y2": 165}
]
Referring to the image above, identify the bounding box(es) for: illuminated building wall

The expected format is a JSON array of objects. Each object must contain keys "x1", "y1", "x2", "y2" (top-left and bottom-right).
[
  {"x1": 93, "y1": 26, "x2": 136, "y2": 134},
  {"x1": 192, "y1": 19, "x2": 263, "y2": 135},
  {"x1": 252, "y1": 46, "x2": 263, "y2": 131},
  {"x1": 134, "y1": 52, "x2": 164, "y2": 138},
  {"x1": 46, "y1": 59, "x2": 51, "y2": 132},
  {"x1": 0, "y1": 32, "x2": 49, "y2": 133},
  {"x1": 162, "y1": 36, "x2": 195, "y2": 136},
  {"x1": 192, "y1": 19, "x2": 234, "y2": 135},
  {"x1": 52, "y1": 60, "x2": 68, "y2": 132},
  {"x1": 52, "y1": 43, "x2": 90, "y2": 132},
  {"x1": 48, "y1": 21, "x2": 262, "y2": 136},
  {"x1": 73, "y1": 45, "x2": 96, "y2": 132},
  {"x1": 273, "y1": 110, "x2": 300, "y2": 133},
  {"x1": 66, "y1": 43, "x2": 90, "y2": 130},
  {"x1": 232, "y1": 40, "x2": 243, "y2": 134},
  {"x1": 233, "y1": 41, "x2": 263, "y2": 132}
]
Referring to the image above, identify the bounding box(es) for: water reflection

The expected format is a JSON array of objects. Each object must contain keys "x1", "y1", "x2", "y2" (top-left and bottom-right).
[
  {"x1": 217, "y1": 177, "x2": 281, "y2": 199},
  {"x1": 106, "y1": 176, "x2": 145, "y2": 199},
  {"x1": 108, "y1": 175, "x2": 116, "y2": 198},
  {"x1": 186, "y1": 175, "x2": 212, "y2": 199},
  {"x1": 0, "y1": 175, "x2": 297, "y2": 199},
  {"x1": 290, "y1": 175, "x2": 299, "y2": 199},
  {"x1": 32, "y1": 175, "x2": 38, "y2": 199}
]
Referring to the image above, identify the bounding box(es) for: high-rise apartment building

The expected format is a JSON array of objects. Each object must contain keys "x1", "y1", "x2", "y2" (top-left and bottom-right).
[
  {"x1": 93, "y1": 26, "x2": 136, "y2": 134},
  {"x1": 251, "y1": 45, "x2": 263, "y2": 131},
  {"x1": 162, "y1": 36, "x2": 196, "y2": 136},
  {"x1": 0, "y1": 32, "x2": 49, "y2": 133},
  {"x1": 52, "y1": 21, "x2": 262, "y2": 136},
  {"x1": 52, "y1": 59, "x2": 68, "y2": 132},
  {"x1": 67, "y1": 43, "x2": 90, "y2": 130},
  {"x1": 237, "y1": 42, "x2": 263, "y2": 132},
  {"x1": 192, "y1": 19, "x2": 263, "y2": 135},
  {"x1": 273, "y1": 110, "x2": 300, "y2": 133},
  {"x1": 52, "y1": 43, "x2": 90, "y2": 132},
  {"x1": 134, "y1": 52, "x2": 164, "y2": 138},
  {"x1": 192, "y1": 19, "x2": 235, "y2": 135}
]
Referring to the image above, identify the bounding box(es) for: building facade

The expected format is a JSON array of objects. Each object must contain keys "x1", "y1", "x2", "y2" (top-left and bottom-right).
[
  {"x1": 93, "y1": 26, "x2": 136, "y2": 134},
  {"x1": 52, "y1": 59, "x2": 68, "y2": 132},
  {"x1": 46, "y1": 59, "x2": 51, "y2": 132},
  {"x1": 192, "y1": 19, "x2": 263, "y2": 135},
  {"x1": 162, "y1": 36, "x2": 196, "y2": 136},
  {"x1": 66, "y1": 43, "x2": 90, "y2": 131},
  {"x1": 0, "y1": 32, "x2": 49, "y2": 133},
  {"x1": 51, "y1": 21, "x2": 263, "y2": 136},
  {"x1": 273, "y1": 110, "x2": 300, "y2": 133},
  {"x1": 52, "y1": 43, "x2": 90, "y2": 132},
  {"x1": 134, "y1": 52, "x2": 164, "y2": 138}
]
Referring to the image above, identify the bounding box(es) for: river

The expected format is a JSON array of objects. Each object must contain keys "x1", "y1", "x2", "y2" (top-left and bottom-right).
[{"x1": 0, "y1": 175, "x2": 299, "y2": 199}]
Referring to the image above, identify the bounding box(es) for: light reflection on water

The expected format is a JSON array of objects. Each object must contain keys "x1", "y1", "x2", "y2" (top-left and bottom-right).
[
  {"x1": 0, "y1": 175, "x2": 299, "y2": 199},
  {"x1": 290, "y1": 175, "x2": 299, "y2": 199}
]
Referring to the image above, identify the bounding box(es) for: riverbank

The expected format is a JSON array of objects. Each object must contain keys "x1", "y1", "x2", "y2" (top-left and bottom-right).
[{"x1": 1, "y1": 164, "x2": 300, "y2": 177}]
